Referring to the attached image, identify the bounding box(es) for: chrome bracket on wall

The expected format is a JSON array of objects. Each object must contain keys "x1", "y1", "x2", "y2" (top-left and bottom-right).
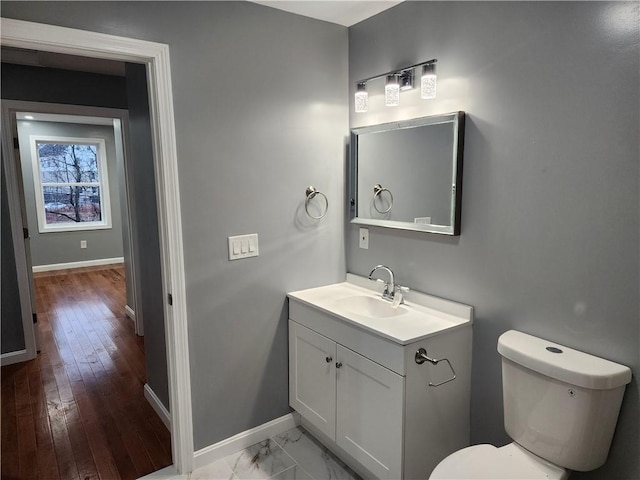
[{"x1": 415, "y1": 347, "x2": 457, "y2": 387}]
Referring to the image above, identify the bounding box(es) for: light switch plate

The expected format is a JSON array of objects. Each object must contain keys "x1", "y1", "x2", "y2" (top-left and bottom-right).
[
  {"x1": 228, "y1": 234, "x2": 259, "y2": 260},
  {"x1": 359, "y1": 228, "x2": 369, "y2": 249}
]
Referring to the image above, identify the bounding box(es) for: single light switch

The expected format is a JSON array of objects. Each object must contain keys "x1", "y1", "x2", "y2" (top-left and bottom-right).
[{"x1": 228, "y1": 233, "x2": 259, "y2": 260}]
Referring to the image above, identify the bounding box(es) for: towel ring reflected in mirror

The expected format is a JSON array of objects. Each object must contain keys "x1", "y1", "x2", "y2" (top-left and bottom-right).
[{"x1": 373, "y1": 184, "x2": 393, "y2": 214}]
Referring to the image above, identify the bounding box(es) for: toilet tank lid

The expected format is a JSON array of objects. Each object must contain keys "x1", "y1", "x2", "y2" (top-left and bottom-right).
[{"x1": 497, "y1": 330, "x2": 632, "y2": 390}]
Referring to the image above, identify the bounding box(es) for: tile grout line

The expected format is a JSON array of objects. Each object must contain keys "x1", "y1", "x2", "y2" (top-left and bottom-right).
[
  {"x1": 268, "y1": 432, "x2": 316, "y2": 480},
  {"x1": 269, "y1": 437, "x2": 305, "y2": 479}
]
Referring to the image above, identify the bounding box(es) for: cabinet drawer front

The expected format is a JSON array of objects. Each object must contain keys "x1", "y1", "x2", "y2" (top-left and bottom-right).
[
  {"x1": 289, "y1": 300, "x2": 406, "y2": 375},
  {"x1": 336, "y1": 346, "x2": 404, "y2": 479},
  {"x1": 289, "y1": 321, "x2": 337, "y2": 439}
]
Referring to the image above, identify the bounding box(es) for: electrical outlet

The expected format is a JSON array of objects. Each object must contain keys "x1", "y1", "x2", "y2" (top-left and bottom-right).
[
  {"x1": 359, "y1": 228, "x2": 369, "y2": 249},
  {"x1": 80, "y1": 240, "x2": 87, "y2": 249}
]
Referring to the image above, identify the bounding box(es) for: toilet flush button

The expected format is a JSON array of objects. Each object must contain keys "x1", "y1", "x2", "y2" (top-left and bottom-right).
[{"x1": 546, "y1": 346, "x2": 563, "y2": 354}]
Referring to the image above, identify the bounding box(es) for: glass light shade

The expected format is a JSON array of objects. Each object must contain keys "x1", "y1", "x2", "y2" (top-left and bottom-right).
[
  {"x1": 421, "y1": 64, "x2": 437, "y2": 99},
  {"x1": 355, "y1": 83, "x2": 368, "y2": 113},
  {"x1": 385, "y1": 75, "x2": 400, "y2": 107}
]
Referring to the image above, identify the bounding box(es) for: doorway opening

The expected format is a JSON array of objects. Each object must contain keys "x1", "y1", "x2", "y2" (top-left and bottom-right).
[{"x1": 1, "y1": 18, "x2": 193, "y2": 475}]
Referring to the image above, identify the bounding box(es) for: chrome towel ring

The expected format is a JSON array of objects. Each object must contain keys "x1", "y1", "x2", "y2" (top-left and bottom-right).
[
  {"x1": 305, "y1": 186, "x2": 328, "y2": 220},
  {"x1": 373, "y1": 184, "x2": 393, "y2": 214}
]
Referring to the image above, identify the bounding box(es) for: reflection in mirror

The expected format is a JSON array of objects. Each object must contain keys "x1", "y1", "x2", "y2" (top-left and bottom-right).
[{"x1": 349, "y1": 112, "x2": 465, "y2": 235}]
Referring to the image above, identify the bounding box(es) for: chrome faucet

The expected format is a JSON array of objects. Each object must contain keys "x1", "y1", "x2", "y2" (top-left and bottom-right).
[
  {"x1": 368, "y1": 265, "x2": 398, "y2": 302},
  {"x1": 368, "y1": 265, "x2": 409, "y2": 304}
]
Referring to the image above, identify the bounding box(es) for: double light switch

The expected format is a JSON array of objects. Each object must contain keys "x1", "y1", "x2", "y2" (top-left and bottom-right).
[{"x1": 228, "y1": 233, "x2": 259, "y2": 260}]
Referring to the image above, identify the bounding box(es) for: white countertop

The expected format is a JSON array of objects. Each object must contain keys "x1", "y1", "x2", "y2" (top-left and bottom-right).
[{"x1": 288, "y1": 275, "x2": 473, "y2": 345}]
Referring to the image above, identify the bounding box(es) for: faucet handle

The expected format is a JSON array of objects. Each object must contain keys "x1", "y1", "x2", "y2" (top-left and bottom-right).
[{"x1": 391, "y1": 285, "x2": 409, "y2": 306}]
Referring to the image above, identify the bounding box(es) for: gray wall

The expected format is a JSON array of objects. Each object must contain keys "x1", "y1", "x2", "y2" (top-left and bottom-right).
[
  {"x1": 1, "y1": 1, "x2": 349, "y2": 450},
  {"x1": 125, "y1": 62, "x2": 168, "y2": 410},
  {"x1": 349, "y1": 2, "x2": 638, "y2": 479},
  {"x1": 1, "y1": 63, "x2": 128, "y2": 109},
  {"x1": 17, "y1": 120, "x2": 125, "y2": 267},
  {"x1": 1, "y1": 156, "x2": 26, "y2": 354}
]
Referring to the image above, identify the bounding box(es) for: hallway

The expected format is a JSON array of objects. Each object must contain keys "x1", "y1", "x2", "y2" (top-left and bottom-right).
[{"x1": 1, "y1": 266, "x2": 171, "y2": 480}]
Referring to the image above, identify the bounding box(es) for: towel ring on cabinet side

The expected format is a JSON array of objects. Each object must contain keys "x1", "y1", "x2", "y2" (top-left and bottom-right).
[
  {"x1": 305, "y1": 186, "x2": 328, "y2": 220},
  {"x1": 373, "y1": 184, "x2": 394, "y2": 214}
]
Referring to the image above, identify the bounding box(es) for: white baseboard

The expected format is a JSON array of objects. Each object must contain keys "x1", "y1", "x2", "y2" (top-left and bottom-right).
[
  {"x1": 1, "y1": 349, "x2": 30, "y2": 366},
  {"x1": 144, "y1": 383, "x2": 171, "y2": 432},
  {"x1": 193, "y1": 412, "x2": 300, "y2": 470},
  {"x1": 136, "y1": 465, "x2": 187, "y2": 480},
  {"x1": 33, "y1": 257, "x2": 124, "y2": 273},
  {"x1": 125, "y1": 305, "x2": 136, "y2": 321}
]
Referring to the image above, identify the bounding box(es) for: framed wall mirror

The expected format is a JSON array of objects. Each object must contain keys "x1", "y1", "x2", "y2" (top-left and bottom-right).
[{"x1": 349, "y1": 111, "x2": 465, "y2": 235}]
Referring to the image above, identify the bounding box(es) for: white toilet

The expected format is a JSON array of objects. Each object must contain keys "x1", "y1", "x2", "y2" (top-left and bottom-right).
[{"x1": 430, "y1": 330, "x2": 632, "y2": 479}]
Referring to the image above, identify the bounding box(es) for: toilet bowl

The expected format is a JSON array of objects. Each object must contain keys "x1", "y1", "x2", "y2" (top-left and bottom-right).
[
  {"x1": 430, "y1": 443, "x2": 568, "y2": 479},
  {"x1": 429, "y1": 330, "x2": 631, "y2": 480}
]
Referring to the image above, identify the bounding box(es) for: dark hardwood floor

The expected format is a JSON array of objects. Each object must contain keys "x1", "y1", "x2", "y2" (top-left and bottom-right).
[{"x1": 1, "y1": 266, "x2": 172, "y2": 480}]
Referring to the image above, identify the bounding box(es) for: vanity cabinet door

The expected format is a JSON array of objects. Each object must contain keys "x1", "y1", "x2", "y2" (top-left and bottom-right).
[
  {"x1": 336, "y1": 345, "x2": 404, "y2": 480},
  {"x1": 289, "y1": 321, "x2": 337, "y2": 439}
]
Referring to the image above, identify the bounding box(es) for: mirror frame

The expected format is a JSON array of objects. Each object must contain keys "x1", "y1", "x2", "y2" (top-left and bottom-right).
[{"x1": 349, "y1": 111, "x2": 465, "y2": 235}]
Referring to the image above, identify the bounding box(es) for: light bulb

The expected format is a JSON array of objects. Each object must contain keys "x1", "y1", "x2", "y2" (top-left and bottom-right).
[
  {"x1": 355, "y1": 83, "x2": 368, "y2": 113},
  {"x1": 421, "y1": 63, "x2": 437, "y2": 99},
  {"x1": 385, "y1": 75, "x2": 400, "y2": 107}
]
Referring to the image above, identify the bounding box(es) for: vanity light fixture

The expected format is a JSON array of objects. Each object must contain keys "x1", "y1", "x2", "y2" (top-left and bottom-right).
[
  {"x1": 355, "y1": 82, "x2": 369, "y2": 113},
  {"x1": 354, "y1": 59, "x2": 437, "y2": 112},
  {"x1": 385, "y1": 74, "x2": 400, "y2": 107}
]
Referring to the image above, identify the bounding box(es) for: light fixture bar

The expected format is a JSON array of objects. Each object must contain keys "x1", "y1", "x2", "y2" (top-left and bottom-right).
[
  {"x1": 355, "y1": 59, "x2": 437, "y2": 86},
  {"x1": 399, "y1": 69, "x2": 414, "y2": 91}
]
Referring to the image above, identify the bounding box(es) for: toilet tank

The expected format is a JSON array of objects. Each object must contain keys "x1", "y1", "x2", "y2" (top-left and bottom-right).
[{"x1": 497, "y1": 330, "x2": 632, "y2": 472}]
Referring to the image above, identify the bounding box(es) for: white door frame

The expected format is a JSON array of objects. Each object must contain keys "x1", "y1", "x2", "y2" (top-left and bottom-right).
[{"x1": 0, "y1": 18, "x2": 194, "y2": 474}]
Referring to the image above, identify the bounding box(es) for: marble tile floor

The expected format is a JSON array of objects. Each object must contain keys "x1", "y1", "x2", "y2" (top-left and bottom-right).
[{"x1": 189, "y1": 426, "x2": 362, "y2": 480}]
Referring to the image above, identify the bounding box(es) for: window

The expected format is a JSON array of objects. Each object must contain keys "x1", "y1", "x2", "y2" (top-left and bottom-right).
[{"x1": 30, "y1": 136, "x2": 112, "y2": 232}]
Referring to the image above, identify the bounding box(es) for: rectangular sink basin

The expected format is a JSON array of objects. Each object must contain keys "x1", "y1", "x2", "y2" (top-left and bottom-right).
[{"x1": 288, "y1": 274, "x2": 473, "y2": 345}]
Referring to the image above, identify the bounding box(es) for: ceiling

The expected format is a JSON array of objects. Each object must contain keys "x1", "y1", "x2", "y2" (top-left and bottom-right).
[{"x1": 251, "y1": 0, "x2": 404, "y2": 26}]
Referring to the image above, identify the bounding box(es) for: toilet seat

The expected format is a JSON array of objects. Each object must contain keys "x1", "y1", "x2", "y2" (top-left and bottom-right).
[{"x1": 429, "y1": 443, "x2": 569, "y2": 480}]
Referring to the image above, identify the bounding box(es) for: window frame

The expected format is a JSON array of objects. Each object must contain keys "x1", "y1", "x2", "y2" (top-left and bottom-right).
[{"x1": 29, "y1": 135, "x2": 112, "y2": 233}]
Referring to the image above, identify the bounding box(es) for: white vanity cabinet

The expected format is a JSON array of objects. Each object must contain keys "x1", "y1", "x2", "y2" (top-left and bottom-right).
[
  {"x1": 288, "y1": 276, "x2": 473, "y2": 480},
  {"x1": 289, "y1": 321, "x2": 404, "y2": 479}
]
